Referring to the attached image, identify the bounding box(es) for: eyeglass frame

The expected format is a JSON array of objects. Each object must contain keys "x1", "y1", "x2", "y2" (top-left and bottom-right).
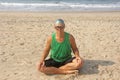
[{"x1": 55, "y1": 26, "x2": 64, "y2": 30}]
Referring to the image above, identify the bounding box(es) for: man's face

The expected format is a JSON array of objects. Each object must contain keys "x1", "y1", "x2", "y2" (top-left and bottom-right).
[{"x1": 54, "y1": 23, "x2": 65, "y2": 32}]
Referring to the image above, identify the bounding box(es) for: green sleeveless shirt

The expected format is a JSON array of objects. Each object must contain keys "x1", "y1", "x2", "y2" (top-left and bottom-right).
[{"x1": 50, "y1": 32, "x2": 72, "y2": 62}]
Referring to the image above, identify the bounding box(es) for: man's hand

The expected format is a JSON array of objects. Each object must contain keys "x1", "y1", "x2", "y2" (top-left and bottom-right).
[
  {"x1": 37, "y1": 61, "x2": 45, "y2": 71},
  {"x1": 75, "y1": 56, "x2": 81, "y2": 63}
]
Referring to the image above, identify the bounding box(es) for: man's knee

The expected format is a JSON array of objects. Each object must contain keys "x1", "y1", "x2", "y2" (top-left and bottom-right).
[
  {"x1": 38, "y1": 66, "x2": 46, "y2": 73},
  {"x1": 75, "y1": 59, "x2": 84, "y2": 69}
]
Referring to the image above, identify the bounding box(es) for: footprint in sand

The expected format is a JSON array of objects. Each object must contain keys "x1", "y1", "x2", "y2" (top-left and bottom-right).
[
  {"x1": 17, "y1": 58, "x2": 32, "y2": 65},
  {"x1": 1, "y1": 57, "x2": 7, "y2": 62},
  {"x1": 9, "y1": 53, "x2": 15, "y2": 56},
  {"x1": 0, "y1": 52, "x2": 5, "y2": 55},
  {"x1": 20, "y1": 42, "x2": 24, "y2": 45}
]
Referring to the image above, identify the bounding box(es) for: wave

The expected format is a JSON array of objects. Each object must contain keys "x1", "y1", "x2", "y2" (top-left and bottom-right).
[
  {"x1": 1, "y1": 2, "x2": 120, "y2": 8},
  {"x1": 0, "y1": 2, "x2": 120, "y2": 11}
]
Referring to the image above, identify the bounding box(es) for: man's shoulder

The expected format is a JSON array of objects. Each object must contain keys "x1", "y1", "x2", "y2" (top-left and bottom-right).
[
  {"x1": 47, "y1": 35, "x2": 52, "y2": 42},
  {"x1": 69, "y1": 34, "x2": 75, "y2": 42},
  {"x1": 47, "y1": 32, "x2": 56, "y2": 42},
  {"x1": 68, "y1": 33, "x2": 74, "y2": 39}
]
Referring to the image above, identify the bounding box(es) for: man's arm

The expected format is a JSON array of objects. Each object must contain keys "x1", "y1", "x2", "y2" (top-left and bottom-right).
[
  {"x1": 69, "y1": 34, "x2": 80, "y2": 58},
  {"x1": 38, "y1": 36, "x2": 52, "y2": 71},
  {"x1": 40, "y1": 36, "x2": 52, "y2": 62}
]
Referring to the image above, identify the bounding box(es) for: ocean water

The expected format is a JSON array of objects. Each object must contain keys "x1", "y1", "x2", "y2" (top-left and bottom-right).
[{"x1": 0, "y1": 0, "x2": 120, "y2": 11}]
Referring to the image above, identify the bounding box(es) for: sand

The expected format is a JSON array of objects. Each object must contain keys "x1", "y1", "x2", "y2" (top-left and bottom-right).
[{"x1": 0, "y1": 11, "x2": 120, "y2": 80}]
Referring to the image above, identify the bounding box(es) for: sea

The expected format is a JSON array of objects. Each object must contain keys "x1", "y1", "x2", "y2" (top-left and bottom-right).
[{"x1": 0, "y1": 0, "x2": 120, "y2": 11}]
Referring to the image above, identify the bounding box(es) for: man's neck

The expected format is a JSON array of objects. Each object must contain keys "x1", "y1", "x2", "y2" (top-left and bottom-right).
[{"x1": 56, "y1": 32, "x2": 64, "y2": 38}]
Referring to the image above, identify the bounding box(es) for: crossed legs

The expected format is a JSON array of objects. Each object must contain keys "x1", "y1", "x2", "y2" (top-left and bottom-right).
[{"x1": 38, "y1": 58, "x2": 83, "y2": 74}]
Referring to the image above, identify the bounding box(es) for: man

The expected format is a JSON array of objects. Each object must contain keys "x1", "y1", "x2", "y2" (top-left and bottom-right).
[{"x1": 37, "y1": 19, "x2": 83, "y2": 74}]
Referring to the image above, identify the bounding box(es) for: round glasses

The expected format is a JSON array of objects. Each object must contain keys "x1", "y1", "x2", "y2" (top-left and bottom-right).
[{"x1": 55, "y1": 26, "x2": 64, "y2": 30}]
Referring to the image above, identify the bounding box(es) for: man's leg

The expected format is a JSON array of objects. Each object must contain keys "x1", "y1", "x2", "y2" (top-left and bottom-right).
[
  {"x1": 37, "y1": 58, "x2": 83, "y2": 74},
  {"x1": 39, "y1": 66, "x2": 78, "y2": 74},
  {"x1": 59, "y1": 58, "x2": 83, "y2": 70}
]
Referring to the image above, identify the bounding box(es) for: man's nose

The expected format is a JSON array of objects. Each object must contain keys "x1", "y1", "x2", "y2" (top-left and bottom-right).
[{"x1": 58, "y1": 28, "x2": 61, "y2": 30}]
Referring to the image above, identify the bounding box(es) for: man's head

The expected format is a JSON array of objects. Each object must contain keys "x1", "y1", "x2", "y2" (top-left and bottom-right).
[{"x1": 54, "y1": 19, "x2": 65, "y2": 31}]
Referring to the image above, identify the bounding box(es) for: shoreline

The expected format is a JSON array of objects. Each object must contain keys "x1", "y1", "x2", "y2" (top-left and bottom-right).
[{"x1": 0, "y1": 10, "x2": 120, "y2": 13}]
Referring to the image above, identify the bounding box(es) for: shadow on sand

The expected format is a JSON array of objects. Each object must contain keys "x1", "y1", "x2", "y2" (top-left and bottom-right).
[
  {"x1": 36, "y1": 59, "x2": 115, "y2": 80},
  {"x1": 79, "y1": 59, "x2": 115, "y2": 75}
]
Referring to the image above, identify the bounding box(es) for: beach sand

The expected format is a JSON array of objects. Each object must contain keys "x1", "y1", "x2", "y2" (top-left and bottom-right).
[{"x1": 0, "y1": 11, "x2": 120, "y2": 80}]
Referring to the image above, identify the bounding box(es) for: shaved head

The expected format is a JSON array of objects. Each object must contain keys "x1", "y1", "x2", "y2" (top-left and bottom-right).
[
  {"x1": 55, "y1": 19, "x2": 65, "y2": 27},
  {"x1": 55, "y1": 19, "x2": 64, "y2": 24}
]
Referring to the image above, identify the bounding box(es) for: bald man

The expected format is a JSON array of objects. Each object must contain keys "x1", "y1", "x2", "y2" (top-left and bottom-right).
[{"x1": 37, "y1": 19, "x2": 83, "y2": 74}]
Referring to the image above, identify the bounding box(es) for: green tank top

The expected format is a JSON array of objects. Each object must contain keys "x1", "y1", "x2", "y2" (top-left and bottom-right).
[{"x1": 50, "y1": 32, "x2": 72, "y2": 62}]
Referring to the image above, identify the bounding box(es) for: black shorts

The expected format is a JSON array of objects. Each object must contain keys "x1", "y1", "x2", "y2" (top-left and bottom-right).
[{"x1": 44, "y1": 57, "x2": 75, "y2": 68}]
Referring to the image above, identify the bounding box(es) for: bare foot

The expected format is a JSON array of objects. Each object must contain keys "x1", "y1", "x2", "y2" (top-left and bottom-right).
[{"x1": 65, "y1": 70, "x2": 79, "y2": 74}]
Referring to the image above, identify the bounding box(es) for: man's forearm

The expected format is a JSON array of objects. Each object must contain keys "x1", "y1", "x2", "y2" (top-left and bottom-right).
[
  {"x1": 40, "y1": 50, "x2": 49, "y2": 61},
  {"x1": 74, "y1": 49, "x2": 80, "y2": 57}
]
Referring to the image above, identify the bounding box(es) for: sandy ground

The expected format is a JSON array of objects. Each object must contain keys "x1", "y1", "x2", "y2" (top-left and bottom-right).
[{"x1": 0, "y1": 11, "x2": 120, "y2": 80}]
